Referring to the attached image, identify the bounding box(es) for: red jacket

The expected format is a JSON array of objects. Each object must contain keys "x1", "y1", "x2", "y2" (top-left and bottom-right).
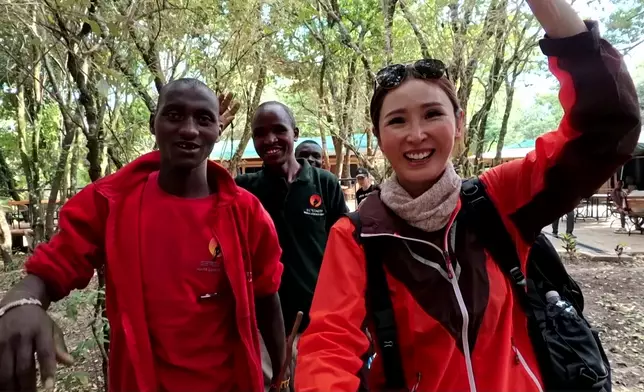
[
  {"x1": 25, "y1": 151, "x2": 283, "y2": 392},
  {"x1": 296, "y1": 23, "x2": 641, "y2": 392}
]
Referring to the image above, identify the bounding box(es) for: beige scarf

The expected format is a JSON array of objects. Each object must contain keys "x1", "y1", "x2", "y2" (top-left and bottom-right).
[{"x1": 380, "y1": 162, "x2": 462, "y2": 232}]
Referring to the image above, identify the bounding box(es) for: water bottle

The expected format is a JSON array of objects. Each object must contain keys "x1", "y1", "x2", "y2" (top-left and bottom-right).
[
  {"x1": 367, "y1": 353, "x2": 376, "y2": 369},
  {"x1": 545, "y1": 290, "x2": 578, "y2": 317}
]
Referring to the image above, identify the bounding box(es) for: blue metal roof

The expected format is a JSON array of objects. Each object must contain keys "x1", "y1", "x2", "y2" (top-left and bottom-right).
[
  {"x1": 505, "y1": 139, "x2": 536, "y2": 149},
  {"x1": 210, "y1": 132, "x2": 371, "y2": 161}
]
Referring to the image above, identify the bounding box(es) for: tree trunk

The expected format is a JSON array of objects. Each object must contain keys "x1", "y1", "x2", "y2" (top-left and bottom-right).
[
  {"x1": 92, "y1": 264, "x2": 109, "y2": 392},
  {"x1": 364, "y1": 68, "x2": 374, "y2": 158},
  {"x1": 45, "y1": 119, "x2": 76, "y2": 240},
  {"x1": 457, "y1": 59, "x2": 478, "y2": 119},
  {"x1": 64, "y1": 44, "x2": 104, "y2": 182},
  {"x1": 16, "y1": 85, "x2": 32, "y2": 195},
  {"x1": 332, "y1": 56, "x2": 358, "y2": 176},
  {"x1": 342, "y1": 146, "x2": 351, "y2": 179},
  {"x1": 69, "y1": 129, "x2": 81, "y2": 198},
  {"x1": 16, "y1": 85, "x2": 43, "y2": 248},
  {"x1": 383, "y1": 0, "x2": 398, "y2": 65},
  {"x1": 329, "y1": 85, "x2": 344, "y2": 176},
  {"x1": 472, "y1": 9, "x2": 508, "y2": 173},
  {"x1": 457, "y1": 0, "x2": 508, "y2": 176},
  {"x1": 86, "y1": 135, "x2": 103, "y2": 183},
  {"x1": 494, "y1": 76, "x2": 516, "y2": 166},
  {"x1": 317, "y1": 54, "x2": 331, "y2": 169},
  {"x1": 399, "y1": 0, "x2": 430, "y2": 58},
  {"x1": 471, "y1": 64, "x2": 505, "y2": 172},
  {"x1": 0, "y1": 209, "x2": 12, "y2": 271},
  {"x1": 228, "y1": 59, "x2": 267, "y2": 175},
  {"x1": 0, "y1": 149, "x2": 20, "y2": 201},
  {"x1": 454, "y1": 0, "x2": 502, "y2": 118},
  {"x1": 448, "y1": 0, "x2": 476, "y2": 86},
  {"x1": 29, "y1": 42, "x2": 44, "y2": 247},
  {"x1": 60, "y1": 154, "x2": 70, "y2": 206}
]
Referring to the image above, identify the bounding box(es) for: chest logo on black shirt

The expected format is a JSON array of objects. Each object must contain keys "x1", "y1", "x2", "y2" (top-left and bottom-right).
[
  {"x1": 309, "y1": 194, "x2": 322, "y2": 208},
  {"x1": 304, "y1": 194, "x2": 325, "y2": 217}
]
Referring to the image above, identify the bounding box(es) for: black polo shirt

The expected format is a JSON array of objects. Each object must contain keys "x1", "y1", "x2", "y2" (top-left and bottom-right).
[
  {"x1": 235, "y1": 159, "x2": 348, "y2": 332},
  {"x1": 356, "y1": 184, "x2": 378, "y2": 206}
]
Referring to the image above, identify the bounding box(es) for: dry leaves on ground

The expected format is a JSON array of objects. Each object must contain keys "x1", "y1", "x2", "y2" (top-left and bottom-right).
[{"x1": 567, "y1": 258, "x2": 644, "y2": 392}]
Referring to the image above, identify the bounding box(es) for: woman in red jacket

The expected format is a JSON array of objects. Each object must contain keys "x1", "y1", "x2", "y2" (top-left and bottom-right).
[{"x1": 295, "y1": 1, "x2": 641, "y2": 391}]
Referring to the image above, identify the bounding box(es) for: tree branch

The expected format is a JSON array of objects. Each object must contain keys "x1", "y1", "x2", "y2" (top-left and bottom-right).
[
  {"x1": 398, "y1": 0, "x2": 430, "y2": 58},
  {"x1": 317, "y1": 0, "x2": 374, "y2": 81}
]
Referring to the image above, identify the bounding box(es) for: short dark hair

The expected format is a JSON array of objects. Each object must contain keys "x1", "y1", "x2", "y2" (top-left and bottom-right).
[
  {"x1": 255, "y1": 101, "x2": 297, "y2": 129},
  {"x1": 157, "y1": 78, "x2": 215, "y2": 108},
  {"x1": 296, "y1": 140, "x2": 320, "y2": 149},
  {"x1": 295, "y1": 140, "x2": 321, "y2": 156}
]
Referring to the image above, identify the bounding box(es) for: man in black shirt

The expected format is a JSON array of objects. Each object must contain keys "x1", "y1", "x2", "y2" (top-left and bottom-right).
[
  {"x1": 355, "y1": 167, "x2": 378, "y2": 206},
  {"x1": 551, "y1": 210, "x2": 575, "y2": 238},
  {"x1": 295, "y1": 140, "x2": 323, "y2": 169},
  {"x1": 236, "y1": 101, "x2": 348, "y2": 390}
]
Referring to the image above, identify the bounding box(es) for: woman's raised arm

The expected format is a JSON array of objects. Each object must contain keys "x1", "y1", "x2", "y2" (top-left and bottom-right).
[{"x1": 481, "y1": 3, "x2": 641, "y2": 243}]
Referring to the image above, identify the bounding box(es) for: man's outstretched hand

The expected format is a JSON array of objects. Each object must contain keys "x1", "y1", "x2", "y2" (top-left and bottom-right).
[
  {"x1": 218, "y1": 92, "x2": 241, "y2": 132},
  {"x1": 0, "y1": 303, "x2": 74, "y2": 392}
]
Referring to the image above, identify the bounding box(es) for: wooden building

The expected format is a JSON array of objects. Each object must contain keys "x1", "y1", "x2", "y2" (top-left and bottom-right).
[
  {"x1": 471, "y1": 138, "x2": 632, "y2": 194},
  {"x1": 211, "y1": 133, "x2": 371, "y2": 176}
]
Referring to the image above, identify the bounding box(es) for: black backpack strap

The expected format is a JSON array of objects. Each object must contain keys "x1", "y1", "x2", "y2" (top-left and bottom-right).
[
  {"x1": 347, "y1": 211, "x2": 363, "y2": 243},
  {"x1": 460, "y1": 179, "x2": 528, "y2": 295},
  {"x1": 346, "y1": 212, "x2": 406, "y2": 390}
]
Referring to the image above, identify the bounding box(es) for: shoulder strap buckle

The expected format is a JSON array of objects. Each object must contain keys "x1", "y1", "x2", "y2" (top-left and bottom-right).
[{"x1": 510, "y1": 267, "x2": 527, "y2": 287}]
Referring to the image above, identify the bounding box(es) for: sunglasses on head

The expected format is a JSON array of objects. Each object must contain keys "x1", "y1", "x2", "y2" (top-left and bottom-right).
[{"x1": 374, "y1": 59, "x2": 448, "y2": 90}]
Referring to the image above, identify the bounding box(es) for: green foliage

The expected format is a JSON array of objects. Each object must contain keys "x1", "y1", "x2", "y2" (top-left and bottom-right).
[
  {"x1": 0, "y1": 0, "x2": 638, "y2": 185},
  {"x1": 615, "y1": 242, "x2": 626, "y2": 259},
  {"x1": 605, "y1": 0, "x2": 644, "y2": 52},
  {"x1": 560, "y1": 233, "x2": 578, "y2": 262},
  {"x1": 511, "y1": 92, "x2": 564, "y2": 141}
]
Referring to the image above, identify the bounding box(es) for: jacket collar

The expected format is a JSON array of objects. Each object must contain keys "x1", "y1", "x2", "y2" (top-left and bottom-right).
[
  {"x1": 359, "y1": 192, "x2": 407, "y2": 236},
  {"x1": 358, "y1": 192, "x2": 462, "y2": 238},
  {"x1": 94, "y1": 151, "x2": 240, "y2": 205}
]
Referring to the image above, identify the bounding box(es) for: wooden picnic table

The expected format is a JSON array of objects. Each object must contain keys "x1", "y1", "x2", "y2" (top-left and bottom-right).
[
  {"x1": 627, "y1": 191, "x2": 644, "y2": 214},
  {"x1": 576, "y1": 193, "x2": 610, "y2": 221},
  {"x1": 5, "y1": 200, "x2": 62, "y2": 232},
  {"x1": 619, "y1": 191, "x2": 644, "y2": 233}
]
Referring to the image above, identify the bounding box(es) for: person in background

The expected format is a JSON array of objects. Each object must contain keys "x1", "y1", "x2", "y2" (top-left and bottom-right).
[
  {"x1": 295, "y1": 0, "x2": 641, "y2": 389},
  {"x1": 295, "y1": 140, "x2": 323, "y2": 169},
  {"x1": 236, "y1": 101, "x2": 348, "y2": 391},
  {"x1": 625, "y1": 176, "x2": 638, "y2": 192},
  {"x1": 355, "y1": 168, "x2": 378, "y2": 206},
  {"x1": 611, "y1": 179, "x2": 637, "y2": 233},
  {"x1": 552, "y1": 210, "x2": 575, "y2": 238},
  {"x1": 0, "y1": 79, "x2": 288, "y2": 392}
]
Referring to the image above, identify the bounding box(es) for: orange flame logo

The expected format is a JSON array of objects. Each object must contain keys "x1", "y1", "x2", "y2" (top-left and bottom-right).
[{"x1": 309, "y1": 194, "x2": 322, "y2": 208}]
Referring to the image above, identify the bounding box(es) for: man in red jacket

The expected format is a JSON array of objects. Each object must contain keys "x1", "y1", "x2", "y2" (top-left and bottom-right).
[{"x1": 0, "y1": 79, "x2": 287, "y2": 392}]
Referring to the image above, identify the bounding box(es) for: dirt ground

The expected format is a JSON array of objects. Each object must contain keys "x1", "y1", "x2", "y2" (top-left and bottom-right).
[
  {"x1": 566, "y1": 257, "x2": 644, "y2": 392},
  {"x1": 1, "y1": 256, "x2": 643, "y2": 391}
]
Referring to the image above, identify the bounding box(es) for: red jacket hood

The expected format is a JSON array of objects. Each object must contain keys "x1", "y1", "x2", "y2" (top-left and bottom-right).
[{"x1": 94, "y1": 151, "x2": 240, "y2": 204}]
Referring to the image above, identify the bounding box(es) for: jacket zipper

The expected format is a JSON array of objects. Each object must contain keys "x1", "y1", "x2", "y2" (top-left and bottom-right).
[
  {"x1": 442, "y1": 220, "x2": 477, "y2": 392},
  {"x1": 512, "y1": 343, "x2": 544, "y2": 392},
  {"x1": 360, "y1": 213, "x2": 477, "y2": 392},
  {"x1": 410, "y1": 372, "x2": 422, "y2": 392}
]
